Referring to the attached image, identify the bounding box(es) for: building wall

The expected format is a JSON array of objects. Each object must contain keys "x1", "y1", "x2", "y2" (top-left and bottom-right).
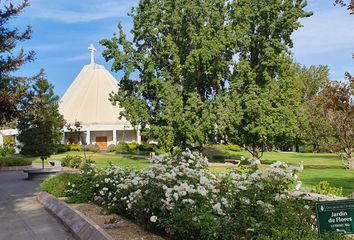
[{"x1": 0, "y1": 129, "x2": 20, "y2": 153}]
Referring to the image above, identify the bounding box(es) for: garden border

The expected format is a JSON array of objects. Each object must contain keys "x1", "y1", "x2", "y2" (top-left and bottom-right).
[{"x1": 37, "y1": 192, "x2": 113, "y2": 240}]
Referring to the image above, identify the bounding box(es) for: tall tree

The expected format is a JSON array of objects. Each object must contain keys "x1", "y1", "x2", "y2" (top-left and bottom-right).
[
  {"x1": 0, "y1": 0, "x2": 34, "y2": 125},
  {"x1": 102, "y1": 0, "x2": 240, "y2": 151},
  {"x1": 229, "y1": 0, "x2": 312, "y2": 159},
  {"x1": 17, "y1": 72, "x2": 64, "y2": 169}
]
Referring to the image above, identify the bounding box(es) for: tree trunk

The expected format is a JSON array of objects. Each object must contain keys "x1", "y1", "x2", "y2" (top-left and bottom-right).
[
  {"x1": 348, "y1": 159, "x2": 354, "y2": 169},
  {"x1": 42, "y1": 159, "x2": 44, "y2": 169},
  {"x1": 252, "y1": 145, "x2": 260, "y2": 160},
  {"x1": 346, "y1": 154, "x2": 354, "y2": 169}
]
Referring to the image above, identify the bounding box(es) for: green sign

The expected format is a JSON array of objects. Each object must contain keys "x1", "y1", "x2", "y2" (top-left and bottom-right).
[{"x1": 316, "y1": 199, "x2": 354, "y2": 234}]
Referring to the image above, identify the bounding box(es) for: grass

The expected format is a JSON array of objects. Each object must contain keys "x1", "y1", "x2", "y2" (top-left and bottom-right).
[
  {"x1": 32, "y1": 150, "x2": 353, "y2": 196},
  {"x1": 207, "y1": 150, "x2": 353, "y2": 196}
]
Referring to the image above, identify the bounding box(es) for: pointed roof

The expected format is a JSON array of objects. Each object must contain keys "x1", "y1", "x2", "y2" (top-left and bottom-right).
[{"x1": 59, "y1": 51, "x2": 127, "y2": 125}]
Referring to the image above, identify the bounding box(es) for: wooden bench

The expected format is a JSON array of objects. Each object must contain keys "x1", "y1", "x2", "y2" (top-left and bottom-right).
[{"x1": 224, "y1": 159, "x2": 240, "y2": 166}]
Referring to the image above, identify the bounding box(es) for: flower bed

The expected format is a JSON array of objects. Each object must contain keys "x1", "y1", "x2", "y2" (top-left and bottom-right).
[{"x1": 42, "y1": 150, "x2": 346, "y2": 240}]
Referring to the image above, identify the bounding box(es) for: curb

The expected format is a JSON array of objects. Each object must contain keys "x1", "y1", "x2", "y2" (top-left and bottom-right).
[
  {"x1": 37, "y1": 192, "x2": 113, "y2": 240},
  {"x1": 0, "y1": 165, "x2": 33, "y2": 172}
]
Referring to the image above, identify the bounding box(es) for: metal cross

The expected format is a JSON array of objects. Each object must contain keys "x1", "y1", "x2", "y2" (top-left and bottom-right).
[{"x1": 88, "y1": 43, "x2": 96, "y2": 64}]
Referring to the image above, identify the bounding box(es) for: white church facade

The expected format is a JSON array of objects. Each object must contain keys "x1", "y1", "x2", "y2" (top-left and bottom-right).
[{"x1": 0, "y1": 44, "x2": 141, "y2": 151}]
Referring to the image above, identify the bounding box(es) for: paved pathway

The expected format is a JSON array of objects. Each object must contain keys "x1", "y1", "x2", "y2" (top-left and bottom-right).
[{"x1": 0, "y1": 172, "x2": 75, "y2": 240}]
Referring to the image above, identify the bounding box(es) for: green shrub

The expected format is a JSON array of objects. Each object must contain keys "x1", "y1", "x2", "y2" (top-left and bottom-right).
[
  {"x1": 81, "y1": 144, "x2": 100, "y2": 152},
  {"x1": 239, "y1": 156, "x2": 251, "y2": 165},
  {"x1": 224, "y1": 144, "x2": 242, "y2": 152},
  {"x1": 107, "y1": 144, "x2": 117, "y2": 152},
  {"x1": 128, "y1": 142, "x2": 138, "y2": 152},
  {"x1": 67, "y1": 144, "x2": 81, "y2": 151},
  {"x1": 57, "y1": 144, "x2": 69, "y2": 153},
  {"x1": 0, "y1": 146, "x2": 15, "y2": 156},
  {"x1": 63, "y1": 164, "x2": 103, "y2": 203},
  {"x1": 57, "y1": 144, "x2": 82, "y2": 152},
  {"x1": 313, "y1": 181, "x2": 343, "y2": 196},
  {"x1": 80, "y1": 158, "x2": 96, "y2": 168},
  {"x1": 61, "y1": 155, "x2": 71, "y2": 167},
  {"x1": 41, "y1": 173, "x2": 81, "y2": 198},
  {"x1": 137, "y1": 143, "x2": 156, "y2": 152},
  {"x1": 69, "y1": 156, "x2": 82, "y2": 168},
  {"x1": 154, "y1": 148, "x2": 165, "y2": 155},
  {"x1": 116, "y1": 142, "x2": 129, "y2": 153},
  {"x1": 0, "y1": 147, "x2": 7, "y2": 156},
  {"x1": 0, "y1": 156, "x2": 32, "y2": 166},
  {"x1": 61, "y1": 155, "x2": 83, "y2": 168}
]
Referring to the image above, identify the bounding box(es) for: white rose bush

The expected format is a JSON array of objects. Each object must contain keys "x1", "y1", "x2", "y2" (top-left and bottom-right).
[{"x1": 61, "y1": 150, "x2": 344, "y2": 240}]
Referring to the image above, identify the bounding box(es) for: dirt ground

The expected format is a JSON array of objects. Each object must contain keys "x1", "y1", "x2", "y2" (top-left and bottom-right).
[{"x1": 70, "y1": 203, "x2": 165, "y2": 240}]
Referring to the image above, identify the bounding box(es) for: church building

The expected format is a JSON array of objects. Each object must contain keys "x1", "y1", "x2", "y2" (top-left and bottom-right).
[
  {"x1": 59, "y1": 44, "x2": 141, "y2": 150},
  {"x1": 0, "y1": 44, "x2": 140, "y2": 151}
]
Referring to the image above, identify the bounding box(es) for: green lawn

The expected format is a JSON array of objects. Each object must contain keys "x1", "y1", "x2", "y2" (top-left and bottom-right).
[
  {"x1": 207, "y1": 150, "x2": 353, "y2": 196},
  {"x1": 33, "y1": 150, "x2": 353, "y2": 196}
]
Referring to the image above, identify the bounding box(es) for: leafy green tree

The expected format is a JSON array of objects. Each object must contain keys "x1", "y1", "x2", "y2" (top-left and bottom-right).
[
  {"x1": 0, "y1": 0, "x2": 34, "y2": 125},
  {"x1": 229, "y1": 0, "x2": 312, "y2": 159},
  {"x1": 17, "y1": 72, "x2": 64, "y2": 168},
  {"x1": 101, "y1": 0, "x2": 239, "y2": 151}
]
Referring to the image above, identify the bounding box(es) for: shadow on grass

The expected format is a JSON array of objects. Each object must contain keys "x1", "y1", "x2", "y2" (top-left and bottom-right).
[
  {"x1": 289, "y1": 154, "x2": 341, "y2": 160},
  {"x1": 304, "y1": 165, "x2": 345, "y2": 170},
  {"x1": 259, "y1": 160, "x2": 276, "y2": 165}
]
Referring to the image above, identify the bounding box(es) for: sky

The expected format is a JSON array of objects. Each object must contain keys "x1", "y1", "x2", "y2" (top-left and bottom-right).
[{"x1": 11, "y1": 0, "x2": 354, "y2": 97}]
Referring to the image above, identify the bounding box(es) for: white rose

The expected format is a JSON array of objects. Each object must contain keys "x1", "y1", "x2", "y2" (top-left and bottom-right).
[{"x1": 150, "y1": 215, "x2": 157, "y2": 223}]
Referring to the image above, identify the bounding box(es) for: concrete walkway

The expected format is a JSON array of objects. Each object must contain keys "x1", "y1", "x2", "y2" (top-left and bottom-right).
[{"x1": 0, "y1": 172, "x2": 75, "y2": 240}]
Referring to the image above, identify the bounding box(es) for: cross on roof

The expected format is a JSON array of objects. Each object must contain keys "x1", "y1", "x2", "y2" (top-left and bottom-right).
[{"x1": 88, "y1": 43, "x2": 96, "y2": 64}]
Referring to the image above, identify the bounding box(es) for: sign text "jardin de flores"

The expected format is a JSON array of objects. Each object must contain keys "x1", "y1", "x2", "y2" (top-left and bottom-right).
[{"x1": 316, "y1": 199, "x2": 354, "y2": 234}]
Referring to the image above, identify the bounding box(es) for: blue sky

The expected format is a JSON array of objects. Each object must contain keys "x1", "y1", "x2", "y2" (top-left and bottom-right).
[{"x1": 12, "y1": 0, "x2": 354, "y2": 97}]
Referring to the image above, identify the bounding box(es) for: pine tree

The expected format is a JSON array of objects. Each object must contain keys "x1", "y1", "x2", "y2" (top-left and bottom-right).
[
  {"x1": 17, "y1": 72, "x2": 64, "y2": 169},
  {"x1": 0, "y1": 0, "x2": 34, "y2": 125}
]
